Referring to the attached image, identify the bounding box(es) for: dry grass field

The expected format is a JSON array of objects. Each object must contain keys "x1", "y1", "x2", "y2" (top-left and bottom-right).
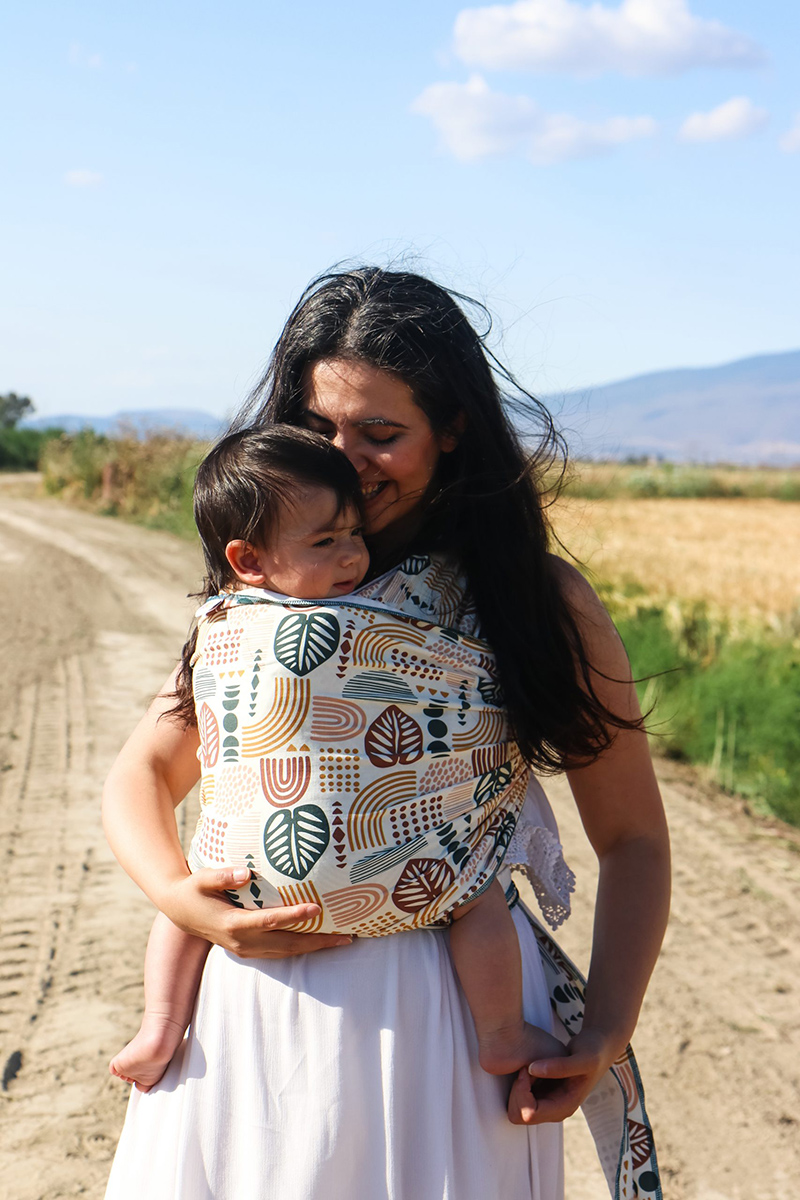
[
  {"x1": 550, "y1": 495, "x2": 800, "y2": 628},
  {"x1": 561, "y1": 460, "x2": 800, "y2": 501}
]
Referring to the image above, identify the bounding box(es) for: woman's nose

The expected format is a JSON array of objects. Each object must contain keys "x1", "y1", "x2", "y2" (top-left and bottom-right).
[{"x1": 331, "y1": 430, "x2": 369, "y2": 473}]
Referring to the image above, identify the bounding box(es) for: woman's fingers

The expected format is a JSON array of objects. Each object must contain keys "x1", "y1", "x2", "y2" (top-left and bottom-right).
[
  {"x1": 175, "y1": 868, "x2": 353, "y2": 956},
  {"x1": 527, "y1": 1053, "x2": 592, "y2": 1078},
  {"x1": 259, "y1": 902, "x2": 322, "y2": 928},
  {"x1": 508, "y1": 1066, "x2": 590, "y2": 1125},
  {"x1": 192, "y1": 866, "x2": 255, "y2": 894},
  {"x1": 507, "y1": 1045, "x2": 611, "y2": 1124},
  {"x1": 220, "y1": 905, "x2": 352, "y2": 958}
]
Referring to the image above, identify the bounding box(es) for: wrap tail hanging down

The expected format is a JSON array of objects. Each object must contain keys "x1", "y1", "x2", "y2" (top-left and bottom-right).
[{"x1": 512, "y1": 891, "x2": 662, "y2": 1200}]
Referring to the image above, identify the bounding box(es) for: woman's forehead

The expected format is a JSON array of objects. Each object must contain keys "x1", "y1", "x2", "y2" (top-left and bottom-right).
[{"x1": 304, "y1": 359, "x2": 419, "y2": 425}]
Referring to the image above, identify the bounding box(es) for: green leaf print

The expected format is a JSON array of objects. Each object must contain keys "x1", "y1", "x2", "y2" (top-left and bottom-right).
[
  {"x1": 273, "y1": 612, "x2": 341, "y2": 677},
  {"x1": 263, "y1": 805, "x2": 331, "y2": 880}
]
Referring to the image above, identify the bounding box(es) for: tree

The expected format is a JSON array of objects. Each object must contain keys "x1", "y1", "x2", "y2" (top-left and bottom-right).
[{"x1": 0, "y1": 392, "x2": 35, "y2": 429}]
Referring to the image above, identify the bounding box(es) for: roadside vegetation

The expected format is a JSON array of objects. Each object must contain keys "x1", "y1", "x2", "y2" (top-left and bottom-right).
[
  {"x1": 602, "y1": 584, "x2": 800, "y2": 826},
  {"x1": 32, "y1": 429, "x2": 800, "y2": 827},
  {"x1": 41, "y1": 429, "x2": 203, "y2": 538},
  {"x1": 0, "y1": 391, "x2": 64, "y2": 470},
  {"x1": 562, "y1": 459, "x2": 800, "y2": 501}
]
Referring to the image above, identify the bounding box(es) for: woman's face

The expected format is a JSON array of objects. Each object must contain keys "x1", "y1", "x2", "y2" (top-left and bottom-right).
[{"x1": 302, "y1": 359, "x2": 457, "y2": 537}]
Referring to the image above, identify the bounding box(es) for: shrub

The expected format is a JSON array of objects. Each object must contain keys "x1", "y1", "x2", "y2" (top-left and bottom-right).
[
  {"x1": 0, "y1": 426, "x2": 63, "y2": 470},
  {"x1": 41, "y1": 430, "x2": 204, "y2": 538}
]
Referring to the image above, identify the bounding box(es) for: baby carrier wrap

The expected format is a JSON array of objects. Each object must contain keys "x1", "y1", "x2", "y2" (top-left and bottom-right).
[
  {"x1": 188, "y1": 555, "x2": 662, "y2": 1200},
  {"x1": 189, "y1": 575, "x2": 526, "y2": 935}
]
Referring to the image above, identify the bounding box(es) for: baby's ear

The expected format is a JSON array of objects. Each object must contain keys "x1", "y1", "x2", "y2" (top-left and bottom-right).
[{"x1": 225, "y1": 540, "x2": 268, "y2": 586}]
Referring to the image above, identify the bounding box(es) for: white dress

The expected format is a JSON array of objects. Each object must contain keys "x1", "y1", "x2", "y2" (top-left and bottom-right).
[
  {"x1": 105, "y1": 891, "x2": 565, "y2": 1200},
  {"x1": 106, "y1": 558, "x2": 578, "y2": 1200}
]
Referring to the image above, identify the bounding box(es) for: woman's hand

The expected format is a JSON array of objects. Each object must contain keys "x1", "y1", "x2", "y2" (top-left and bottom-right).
[
  {"x1": 509, "y1": 1027, "x2": 623, "y2": 1125},
  {"x1": 164, "y1": 867, "x2": 352, "y2": 959},
  {"x1": 103, "y1": 672, "x2": 350, "y2": 961}
]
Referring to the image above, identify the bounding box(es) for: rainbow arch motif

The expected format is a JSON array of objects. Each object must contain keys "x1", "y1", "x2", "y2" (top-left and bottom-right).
[
  {"x1": 452, "y1": 709, "x2": 506, "y2": 751},
  {"x1": 240, "y1": 678, "x2": 310, "y2": 756},
  {"x1": 350, "y1": 621, "x2": 428, "y2": 668},
  {"x1": 310, "y1": 696, "x2": 366, "y2": 740},
  {"x1": 277, "y1": 880, "x2": 324, "y2": 932},
  {"x1": 322, "y1": 883, "x2": 389, "y2": 927},
  {"x1": 347, "y1": 770, "x2": 417, "y2": 851},
  {"x1": 260, "y1": 751, "x2": 312, "y2": 807}
]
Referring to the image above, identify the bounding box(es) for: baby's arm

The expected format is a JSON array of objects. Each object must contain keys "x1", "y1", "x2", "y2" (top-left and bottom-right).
[
  {"x1": 449, "y1": 879, "x2": 566, "y2": 1123},
  {"x1": 109, "y1": 912, "x2": 210, "y2": 1092}
]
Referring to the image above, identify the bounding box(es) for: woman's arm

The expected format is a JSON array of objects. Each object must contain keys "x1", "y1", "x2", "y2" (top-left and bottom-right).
[
  {"x1": 518, "y1": 560, "x2": 671, "y2": 1124},
  {"x1": 102, "y1": 671, "x2": 352, "y2": 958}
]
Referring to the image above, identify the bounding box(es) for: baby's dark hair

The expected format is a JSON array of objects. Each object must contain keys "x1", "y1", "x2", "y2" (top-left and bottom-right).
[
  {"x1": 195, "y1": 424, "x2": 364, "y2": 595},
  {"x1": 168, "y1": 425, "x2": 363, "y2": 725}
]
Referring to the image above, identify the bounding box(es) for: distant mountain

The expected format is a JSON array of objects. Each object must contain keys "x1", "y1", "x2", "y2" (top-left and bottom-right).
[
  {"x1": 550, "y1": 348, "x2": 800, "y2": 464},
  {"x1": 22, "y1": 408, "x2": 225, "y2": 439},
  {"x1": 18, "y1": 348, "x2": 800, "y2": 464}
]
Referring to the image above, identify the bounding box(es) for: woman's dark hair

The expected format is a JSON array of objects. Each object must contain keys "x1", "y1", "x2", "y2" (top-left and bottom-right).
[
  {"x1": 170, "y1": 425, "x2": 363, "y2": 723},
  {"x1": 225, "y1": 265, "x2": 641, "y2": 771}
]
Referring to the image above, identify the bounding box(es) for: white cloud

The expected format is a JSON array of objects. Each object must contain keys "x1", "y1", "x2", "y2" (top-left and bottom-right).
[
  {"x1": 69, "y1": 41, "x2": 103, "y2": 69},
  {"x1": 779, "y1": 113, "x2": 800, "y2": 154},
  {"x1": 65, "y1": 169, "x2": 103, "y2": 187},
  {"x1": 453, "y1": 0, "x2": 765, "y2": 77},
  {"x1": 412, "y1": 75, "x2": 656, "y2": 164},
  {"x1": 678, "y1": 96, "x2": 768, "y2": 142}
]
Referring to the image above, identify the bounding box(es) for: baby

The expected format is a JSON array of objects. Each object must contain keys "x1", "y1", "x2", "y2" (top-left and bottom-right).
[{"x1": 110, "y1": 425, "x2": 564, "y2": 1119}]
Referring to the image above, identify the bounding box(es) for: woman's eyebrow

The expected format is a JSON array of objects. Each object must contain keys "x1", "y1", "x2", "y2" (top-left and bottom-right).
[
  {"x1": 356, "y1": 417, "x2": 408, "y2": 429},
  {"x1": 303, "y1": 409, "x2": 408, "y2": 431}
]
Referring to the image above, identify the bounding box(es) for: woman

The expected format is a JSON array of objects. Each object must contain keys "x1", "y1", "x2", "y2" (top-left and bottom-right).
[{"x1": 103, "y1": 268, "x2": 670, "y2": 1200}]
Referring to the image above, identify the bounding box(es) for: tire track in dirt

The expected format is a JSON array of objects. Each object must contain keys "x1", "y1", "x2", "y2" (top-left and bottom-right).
[
  {"x1": 0, "y1": 491, "x2": 798, "y2": 1199},
  {"x1": 0, "y1": 494, "x2": 203, "y2": 1199}
]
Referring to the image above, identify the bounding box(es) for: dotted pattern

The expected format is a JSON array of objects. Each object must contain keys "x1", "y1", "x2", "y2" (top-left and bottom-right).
[
  {"x1": 215, "y1": 762, "x2": 259, "y2": 818},
  {"x1": 193, "y1": 815, "x2": 229, "y2": 864},
  {"x1": 318, "y1": 745, "x2": 360, "y2": 793},
  {"x1": 426, "y1": 639, "x2": 480, "y2": 671},
  {"x1": 388, "y1": 648, "x2": 443, "y2": 682},
  {"x1": 388, "y1": 795, "x2": 444, "y2": 843},
  {"x1": 419, "y1": 756, "x2": 471, "y2": 793},
  {"x1": 202, "y1": 627, "x2": 244, "y2": 668}
]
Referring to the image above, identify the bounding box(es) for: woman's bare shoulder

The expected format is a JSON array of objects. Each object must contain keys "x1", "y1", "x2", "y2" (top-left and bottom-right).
[{"x1": 547, "y1": 553, "x2": 611, "y2": 629}]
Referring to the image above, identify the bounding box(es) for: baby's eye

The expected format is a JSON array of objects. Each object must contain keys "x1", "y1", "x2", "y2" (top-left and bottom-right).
[{"x1": 312, "y1": 537, "x2": 334, "y2": 548}]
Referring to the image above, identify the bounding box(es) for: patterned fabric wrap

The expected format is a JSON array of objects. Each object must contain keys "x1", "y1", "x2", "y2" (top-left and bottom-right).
[
  {"x1": 189, "y1": 553, "x2": 661, "y2": 1199},
  {"x1": 188, "y1": 568, "x2": 528, "y2": 937}
]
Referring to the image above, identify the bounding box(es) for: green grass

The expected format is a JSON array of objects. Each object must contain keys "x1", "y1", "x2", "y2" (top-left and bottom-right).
[{"x1": 606, "y1": 589, "x2": 800, "y2": 826}]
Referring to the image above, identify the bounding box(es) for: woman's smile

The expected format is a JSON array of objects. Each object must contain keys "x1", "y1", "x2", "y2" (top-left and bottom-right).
[{"x1": 301, "y1": 359, "x2": 458, "y2": 539}]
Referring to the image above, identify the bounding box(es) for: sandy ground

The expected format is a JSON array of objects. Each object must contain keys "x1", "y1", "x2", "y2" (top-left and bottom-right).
[{"x1": 0, "y1": 485, "x2": 798, "y2": 1200}]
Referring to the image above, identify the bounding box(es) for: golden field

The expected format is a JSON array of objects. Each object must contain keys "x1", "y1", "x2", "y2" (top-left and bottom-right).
[{"x1": 550, "y1": 496, "x2": 800, "y2": 628}]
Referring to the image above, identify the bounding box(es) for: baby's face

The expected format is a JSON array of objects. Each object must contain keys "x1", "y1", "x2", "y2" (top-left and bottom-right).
[{"x1": 244, "y1": 486, "x2": 369, "y2": 599}]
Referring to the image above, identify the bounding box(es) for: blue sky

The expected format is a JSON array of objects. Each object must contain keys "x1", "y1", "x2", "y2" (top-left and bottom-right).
[{"x1": 2, "y1": 0, "x2": 799, "y2": 420}]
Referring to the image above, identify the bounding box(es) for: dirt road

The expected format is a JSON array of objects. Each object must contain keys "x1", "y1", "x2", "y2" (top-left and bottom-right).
[{"x1": 0, "y1": 488, "x2": 798, "y2": 1200}]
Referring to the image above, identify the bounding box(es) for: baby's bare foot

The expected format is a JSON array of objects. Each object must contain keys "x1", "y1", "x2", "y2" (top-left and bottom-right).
[
  {"x1": 477, "y1": 1021, "x2": 567, "y2": 1126},
  {"x1": 109, "y1": 1012, "x2": 187, "y2": 1093},
  {"x1": 477, "y1": 1019, "x2": 564, "y2": 1077}
]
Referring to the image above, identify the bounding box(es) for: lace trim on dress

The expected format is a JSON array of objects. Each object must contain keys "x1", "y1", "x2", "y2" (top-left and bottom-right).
[{"x1": 505, "y1": 813, "x2": 576, "y2": 930}]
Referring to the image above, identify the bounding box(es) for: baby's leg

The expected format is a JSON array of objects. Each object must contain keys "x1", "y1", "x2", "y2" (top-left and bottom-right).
[
  {"x1": 450, "y1": 880, "x2": 566, "y2": 1122},
  {"x1": 109, "y1": 912, "x2": 210, "y2": 1092}
]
